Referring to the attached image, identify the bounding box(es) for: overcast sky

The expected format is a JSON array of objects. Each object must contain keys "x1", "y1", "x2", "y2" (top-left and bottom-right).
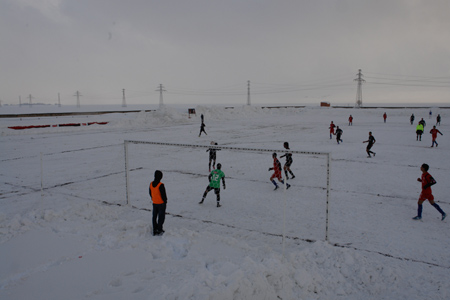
[{"x1": 1, "y1": 0, "x2": 450, "y2": 106}]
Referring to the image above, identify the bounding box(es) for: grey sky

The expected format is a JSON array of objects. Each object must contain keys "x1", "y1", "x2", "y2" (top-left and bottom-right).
[{"x1": 1, "y1": 0, "x2": 449, "y2": 106}]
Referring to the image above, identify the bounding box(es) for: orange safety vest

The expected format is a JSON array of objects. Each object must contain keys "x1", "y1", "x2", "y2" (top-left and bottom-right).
[{"x1": 150, "y1": 182, "x2": 164, "y2": 204}]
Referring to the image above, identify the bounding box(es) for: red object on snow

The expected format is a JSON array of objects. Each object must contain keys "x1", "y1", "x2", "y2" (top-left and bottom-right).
[{"x1": 8, "y1": 122, "x2": 108, "y2": 130}]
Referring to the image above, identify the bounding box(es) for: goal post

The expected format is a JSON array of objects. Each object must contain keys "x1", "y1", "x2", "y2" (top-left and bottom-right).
[{"x1": 124, "y1": 140, "x2": 331, "y2": 241}]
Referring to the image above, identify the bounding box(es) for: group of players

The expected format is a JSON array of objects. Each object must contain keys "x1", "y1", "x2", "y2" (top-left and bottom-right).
[
  {"x1": 199, "y1": 140, "x2": 295, "y2": 210},
  {"x1": 149, "y1": 112, "x2": 446, "y2": 236},
  {"x1": 329, "y1": 120, "x2": 377, "y2": 157},
  {"x1": 329, "y1": 113, "x2": 444, "y2": 157},
  {"x1": 328, "y1": 113, "x2": 446, "y2": 221}
]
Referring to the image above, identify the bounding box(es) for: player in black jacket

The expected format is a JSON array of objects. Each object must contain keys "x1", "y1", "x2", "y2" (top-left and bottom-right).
[
  {"x1": 335, "y1": 126, "x2": 343, "y2": 144},
  {"x1": 280, "y1": 142, "x2": 295, "y2": 180},
  {"x1": 363, "y1": 132, "x2": 376, "y2": 158}
]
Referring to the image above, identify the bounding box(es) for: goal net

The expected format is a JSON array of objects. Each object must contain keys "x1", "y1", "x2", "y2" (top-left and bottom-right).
[{"x1": 124, "y1": 140, "x2": 331, "y2": 242}]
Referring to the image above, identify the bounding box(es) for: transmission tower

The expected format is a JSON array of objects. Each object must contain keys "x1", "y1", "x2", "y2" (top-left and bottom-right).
[
  {"x1": 28, "y1": 94, "x2": 33, "y2": 107},
  {"x1": 354, "y1": 69, "x2": 365, "y2": 108},
  {"x1": 122, "y1": 89, "x2": 127, "y2": 107},
  {"x1": 74, "y1": 91, "x2": 82, "y2": 108},
  {"x1": 247, "y1": 80, "x2": 251, "y2": 106},
  {"x1": 156, "y1": 84, "x2": 166, "y2": 108}
]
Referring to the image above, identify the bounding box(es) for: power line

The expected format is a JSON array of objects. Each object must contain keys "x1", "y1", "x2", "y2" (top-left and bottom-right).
[
  {"x1": 367, "y1": 82, "x2": 450, "y2": 88},
  {"x1": 363, "y1": 72, "x2": 450, "y2": 88},
  {"x1": 365, "y1": 76, "x2": 450, "y2": 84}
]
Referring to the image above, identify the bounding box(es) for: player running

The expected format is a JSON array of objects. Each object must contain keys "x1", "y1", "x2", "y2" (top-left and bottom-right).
[
  {"x1": 199, "y1": 122, "x2": 207, "y2": 137},
  {"x1": 199, "y1": 163, "x2": 226, "y2": 207},
  {"x1": 329, "y1": 121, "x2": 336, "y2": 139},
  {"x1": 280, "y1": 142, "x2": 295, "y2": 180},
  {"x1": 412, "y1": 164, "x2": 446, "y2": 221},
  {"x1": 429, "y1": 126, "x2": 443, "y2": 147},
  {"x1": 269, "y1": 153, "x2": 290, "y2": 190},
  {"x1": 335, "y1": 126, "x2": 343, "y2": 144},
  {"x1": 363, "y1": 131, "x2": 376, "y2": 158}
]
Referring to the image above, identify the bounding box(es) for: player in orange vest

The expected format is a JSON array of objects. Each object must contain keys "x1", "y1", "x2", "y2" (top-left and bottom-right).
[{"x1": 149, "y1": 170, "x2": 168, "y2": 236}]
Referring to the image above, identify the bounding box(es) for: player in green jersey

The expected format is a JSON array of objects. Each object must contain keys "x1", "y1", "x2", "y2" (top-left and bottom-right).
[{"x1": 199, "y1": 163, "x2": 226, "y2": 207}]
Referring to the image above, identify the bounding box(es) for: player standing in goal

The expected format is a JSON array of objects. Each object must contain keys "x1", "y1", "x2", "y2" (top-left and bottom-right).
[
  {"x1": 269, "y1": 153, "x2": 291, "y2": 190},
  {"x1": 199, "y1": 163, "x2": 226, "y2": 207},
  {"x1": 149, "y1": 170, "x2": 168, "y2": 236},
  {"x1": 280, "y1": 142, "x2": 295, "y2": 180}
]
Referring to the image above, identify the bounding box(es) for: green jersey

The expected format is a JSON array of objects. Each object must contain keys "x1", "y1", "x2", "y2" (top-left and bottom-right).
[{"x1": 209, "y1": 169, "x2": 225, "y2": 188}]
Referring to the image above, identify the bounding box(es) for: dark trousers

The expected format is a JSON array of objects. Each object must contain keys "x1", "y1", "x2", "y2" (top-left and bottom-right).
[{"x1": 152, "y1": 203, "x2": 166, "y2": 233}]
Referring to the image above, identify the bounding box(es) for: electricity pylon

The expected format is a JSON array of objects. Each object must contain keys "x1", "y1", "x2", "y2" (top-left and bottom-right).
[{"x1": 354, "y1": 69, "x2": 365, "y2": 108}]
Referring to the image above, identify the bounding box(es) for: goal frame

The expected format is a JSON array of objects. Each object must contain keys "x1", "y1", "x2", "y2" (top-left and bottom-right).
[{"x1": 124, "y1": 140, "x2": 331, "y2": 241}]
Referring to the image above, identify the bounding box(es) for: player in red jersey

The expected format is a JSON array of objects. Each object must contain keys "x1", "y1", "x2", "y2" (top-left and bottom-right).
[
  {"x1": 413, "y1": 164, "x2": 446, "y2": 221},
  {"x1": 429, "y1": 126, "x2": 443, "y2": 147},
  {"x1": 269, "y1": 153, "x2": 290, "y2": 190},
  {"x1": 329, "y1": 121, "x2": 336, "y2": 139}
]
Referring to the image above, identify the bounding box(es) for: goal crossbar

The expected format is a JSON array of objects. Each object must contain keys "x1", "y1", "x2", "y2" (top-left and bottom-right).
[{"x1": 124, "y1": 140, "x2": 332, "y2": 241}]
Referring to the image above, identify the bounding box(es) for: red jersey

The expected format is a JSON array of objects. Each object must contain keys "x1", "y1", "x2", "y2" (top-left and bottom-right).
[
  {"x1": 270, "y1": 157, "x2": 283, "y2": 181},
  {"x1": 329, "y1": 123, "x2": 336, "y2": 133},
  {"x1": 430, "y1": 128, "x2": 442, "y2": 139},
  {"x1": 273, "y1": 158, "x2": 282, "y2": 174},
  {"x1": 420, "y1": 172, "x2": 436, "y2": 192}
]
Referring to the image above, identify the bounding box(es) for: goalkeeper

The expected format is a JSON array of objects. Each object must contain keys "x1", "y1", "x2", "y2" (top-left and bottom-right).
[{"x1": 199, "y1": 163, "x2": 226, "y2": 207}]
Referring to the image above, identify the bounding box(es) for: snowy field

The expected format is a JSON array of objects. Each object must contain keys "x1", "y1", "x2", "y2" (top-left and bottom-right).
[{"x1": 1, "y1": 105, "x2": 449, "y2": 300}]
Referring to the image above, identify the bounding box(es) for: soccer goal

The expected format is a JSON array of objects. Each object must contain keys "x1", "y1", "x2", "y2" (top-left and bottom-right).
[{"x1": 123, "y1": 140, "x2": 331, "y2": 241}]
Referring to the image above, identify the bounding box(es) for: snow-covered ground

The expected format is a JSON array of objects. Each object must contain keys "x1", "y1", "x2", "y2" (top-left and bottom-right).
[{"x1": 1, "y1": 105, "x2": 449, "y2": 300}]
